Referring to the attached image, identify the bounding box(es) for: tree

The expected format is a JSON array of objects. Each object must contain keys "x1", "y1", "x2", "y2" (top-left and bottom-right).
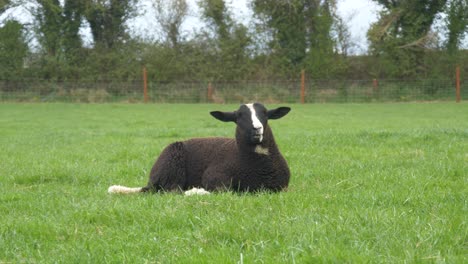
[
  {"x1": 0, "y1": 20, "x2": 28, "y2": 80},
  {"x1": 198, "y1": 0, "x2": 252, "y2": 80},
  {"x1": 367, "y1": 0, "x2": 447, "y2": 77},
  {"x1": 33, "y1": 0, "x2": 63, "y2": 57},
  {"x1": 304, "y1": 0, "x2": 341, "y2": 78},
  {"x1": 152, "y1": 0, "x2": 188, "y2": 48},
  {"x1": 332, "y1": 9, "x2": 354, "y2": 57},
  {"x1": 253, "y1": 0, "x2": 307, "y2": 69},
  {"x1": 84, "y1": 0, "x2": 137, "y2": 49},
  {"x1": 444, "y1": 0, "x2": 468, "y2": 54},
  {"x1": 28, "y1": 0, "x2": 84, "y2": 57},
  {"x1": 1, "y1": 0, "x2": 11, "y2": 14},
  {"x1": 252, "y1": 0, "x2": 342, "y2": 78},
  {"x1": 62, "y1": 1, "x2": 85, "y2": 57},
  {"x1": 199, "y1": 0, "x2": 231, "y2": 41},
  {"x1": 29, "y1": 0, "x2": 87, "y2": 79}
]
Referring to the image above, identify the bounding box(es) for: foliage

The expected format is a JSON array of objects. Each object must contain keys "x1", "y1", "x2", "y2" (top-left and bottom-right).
[
  {"x1": 0, "y1": 0, "x2": 466, "y2": 82},
  {"x1": 198, "y1": 0, "x2": 253, "y2": 81},
  {"x1": 84, "y1": 0, "x2": 137, "y2": 49},
  {"x1": 33, "y1": 0, "x2": 63, "y2": 56},
  {"x1": 0, "y1": 0, "x2": 11, "y2": 13},
  {"x1": 444, "y1": 0, "x2": 468, "y2": 54},
  {"x1": 367, "y1": 0, "x2": 449, "y2": 77},
  {"x1": 0, "y1": 20, "x2": 28, "y2": 80},
  {"x1": 152, "y1": 0, "x2": 188, "y2": 48},
  {"x1": 252, "y1": 0, "x2": 348, "y2": 79},
  {"x1": 62, "y1": 0, "x2": 85, "y2": 59}
]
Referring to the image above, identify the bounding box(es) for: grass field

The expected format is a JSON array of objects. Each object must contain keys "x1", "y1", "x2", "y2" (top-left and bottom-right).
[{"x1": 0, "y1": 103, "x2": 467, "y2": 263}]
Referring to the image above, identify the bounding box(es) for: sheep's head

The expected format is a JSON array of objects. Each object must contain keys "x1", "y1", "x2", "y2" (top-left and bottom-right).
[{"x1": 210, "y1": 103, "x2": 290, "y2": 145}]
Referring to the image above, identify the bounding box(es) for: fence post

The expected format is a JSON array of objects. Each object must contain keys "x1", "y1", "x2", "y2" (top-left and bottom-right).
[
  {"x1": 143, "y1": 66, "x2": 149, "y2": 103},
  {"x1": 456, "y1": 65, "x2": 461, "y2": 103},
  {"x1": 300, "y1": 69, "x2": 305, "y2": 104},
  {"x1": 373, "y1": 78, "x2": 379, "y2": 100},
  {"x1": 207, "y1": 82, "x2": 213, "y2": 102}
]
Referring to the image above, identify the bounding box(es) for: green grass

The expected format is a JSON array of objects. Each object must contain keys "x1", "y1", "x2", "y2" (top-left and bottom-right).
[{"x1": 0, "y1": 103, "x2": 467, "y2": 263}]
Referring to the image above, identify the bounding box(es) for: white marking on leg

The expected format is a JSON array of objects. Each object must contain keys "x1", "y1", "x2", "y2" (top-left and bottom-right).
[
  {"x1": 184, "y1": 187, "x2": 211, "y2": 196},
  {"x1": 246, "y1": 103, "x2": 264, "y2": 142},
  {"x1": 108, "y1": 185, "x2": 142, "y2": 194}
]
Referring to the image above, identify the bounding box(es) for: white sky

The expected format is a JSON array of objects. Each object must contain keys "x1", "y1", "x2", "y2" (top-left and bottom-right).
[{"x1": 336, "y1": 0, "x2": 382, "y2": 53}]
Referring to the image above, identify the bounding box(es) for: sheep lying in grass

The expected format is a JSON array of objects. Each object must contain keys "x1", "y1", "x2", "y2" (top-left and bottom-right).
[{"x1": 108, "y1": 103, "x2": 291, "y2": 195}]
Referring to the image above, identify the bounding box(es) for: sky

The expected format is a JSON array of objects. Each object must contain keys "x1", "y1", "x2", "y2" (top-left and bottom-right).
[{"x1": 335, "y1": 0, "x2": 382, "y2": 53}]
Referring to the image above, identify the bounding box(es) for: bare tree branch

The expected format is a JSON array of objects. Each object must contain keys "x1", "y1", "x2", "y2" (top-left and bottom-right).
[{"x1": 152, "y1": 0, "x2": 188, "y2": 47}]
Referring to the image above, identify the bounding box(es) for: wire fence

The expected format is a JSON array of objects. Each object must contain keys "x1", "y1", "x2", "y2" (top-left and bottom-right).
[{"x1": 0, "y1": 78, "x2": 464, "y2": 103}]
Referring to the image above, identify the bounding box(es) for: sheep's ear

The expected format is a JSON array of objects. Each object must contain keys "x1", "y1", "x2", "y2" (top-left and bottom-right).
[
  {"x1": 210, "y1": 111, "x2": 237, "y2": 122},
  {"x1": 267, "y1": 107, "x2": 291, "y2": 120}
]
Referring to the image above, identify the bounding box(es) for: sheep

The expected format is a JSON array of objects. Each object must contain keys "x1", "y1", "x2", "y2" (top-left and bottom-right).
[{"x1": 108, "y1": 102, "x2": 291, "y2": 195}]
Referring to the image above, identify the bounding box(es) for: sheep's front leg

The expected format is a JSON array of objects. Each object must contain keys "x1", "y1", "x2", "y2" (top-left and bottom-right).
[
  {"x1": 184, "y1": 187, "x2": 210, "y2": 196},
  {"x1": 200, "y1": 166, "x2": 234, "y2": 192}
]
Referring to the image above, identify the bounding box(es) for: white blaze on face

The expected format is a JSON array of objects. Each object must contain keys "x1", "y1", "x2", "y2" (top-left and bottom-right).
[{"x1": 246, "y1": 103, "x2": 264, "y2": 142}]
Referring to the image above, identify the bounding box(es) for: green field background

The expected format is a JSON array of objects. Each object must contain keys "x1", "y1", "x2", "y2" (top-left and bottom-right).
[{"x1": 1, "y1": 103, "x2": 467, "y2": 263}]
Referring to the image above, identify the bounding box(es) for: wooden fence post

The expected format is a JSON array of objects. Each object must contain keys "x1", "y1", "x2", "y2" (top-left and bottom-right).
[
  {"x1": 143, "y1": 66, "x2": 149, "y2": 103},
  {"x1": 373, "y1": 78, "x2": 379, "y2": 99},
  {"x1": 456, "y1": 65, "x2": 461, "y2": 103},
  {"x1": 300, "y1": 70, "x2": 305, "y2": 104},
  {"x1": 373, "y1": 79, "x2": 378, "y2": 91},
  {"x1": 207, "y1": 82, "x2": 213, "y2": 102}
]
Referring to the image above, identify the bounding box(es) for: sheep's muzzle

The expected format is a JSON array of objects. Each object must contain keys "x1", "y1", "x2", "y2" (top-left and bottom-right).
[{"x1": 251, "y1": 128, "x2": 263, "y2": 144}]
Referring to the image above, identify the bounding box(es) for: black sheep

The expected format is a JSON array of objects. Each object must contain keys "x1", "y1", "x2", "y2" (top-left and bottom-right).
[{"x1": 108, "y1": 103, "x2": 291, "y2": 195}]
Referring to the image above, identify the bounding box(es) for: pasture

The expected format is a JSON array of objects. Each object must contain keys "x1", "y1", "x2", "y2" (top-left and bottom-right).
[{"x1": 0, "y1": 103, "x2": 467, "y2": 263}]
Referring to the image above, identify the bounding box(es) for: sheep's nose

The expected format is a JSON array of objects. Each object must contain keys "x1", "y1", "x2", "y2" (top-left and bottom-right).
[{"x1": 254, "y1": 127, "x2": 263, "y2": 133}]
